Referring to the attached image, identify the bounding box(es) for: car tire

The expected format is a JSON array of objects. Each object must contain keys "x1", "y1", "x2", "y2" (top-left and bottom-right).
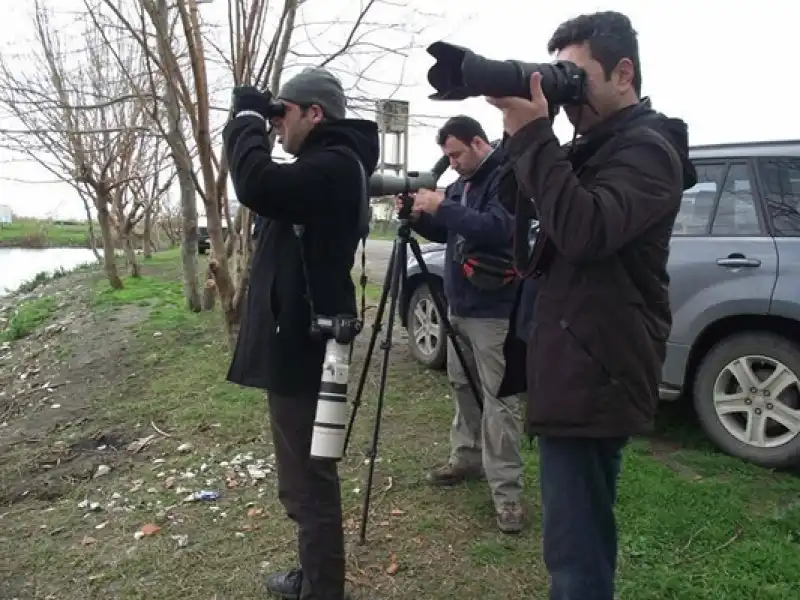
[
  {"x1": 406, "y1": 281, "x2": 447, "y2": 370},
  {"x1": 693, "y1": 332, "x2": 800, "y2": 469}
]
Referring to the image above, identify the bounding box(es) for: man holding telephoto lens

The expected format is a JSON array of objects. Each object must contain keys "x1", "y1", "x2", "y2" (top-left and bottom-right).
[
  {"x1": 488, "y1": 11, "x2": 698, "y2": 600},
  {"x1": 223, "y1": 67, "x2": 379, "y2": 600}
]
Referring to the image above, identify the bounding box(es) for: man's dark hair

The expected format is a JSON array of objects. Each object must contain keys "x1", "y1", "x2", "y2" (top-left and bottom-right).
[
  {"x1": 436, "y1": 115, "x2": 488, "y2": 147},
  {"x1": 547, "y1": 11, "x2": 641, "y2": 96}
]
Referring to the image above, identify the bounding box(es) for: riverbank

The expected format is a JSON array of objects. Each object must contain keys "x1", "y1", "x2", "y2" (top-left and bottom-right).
[
  {"x1": 0, "y1": 218, "x2": 93, "y2": 249},
  {"x1": 1, "y1": 249, "x2": 799, "y2": 599}
]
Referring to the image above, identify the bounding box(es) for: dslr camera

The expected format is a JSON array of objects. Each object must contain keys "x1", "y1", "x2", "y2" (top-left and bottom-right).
[{"x1": 262, "y1": 95, "x2": 287, "y2": 119}]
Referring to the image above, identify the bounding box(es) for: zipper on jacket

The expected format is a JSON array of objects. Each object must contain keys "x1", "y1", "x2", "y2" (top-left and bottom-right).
[{"x1": 559, "y1": 319, "x2": 618, "y2": 384}]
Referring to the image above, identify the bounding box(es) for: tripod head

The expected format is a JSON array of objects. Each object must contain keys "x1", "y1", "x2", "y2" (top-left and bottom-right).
[{"x1": 390, "y1": 154, "x2": 451, "y2": 235}]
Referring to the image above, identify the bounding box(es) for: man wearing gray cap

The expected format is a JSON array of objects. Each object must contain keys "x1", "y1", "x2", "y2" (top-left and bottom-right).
[{"x1": 223, "y1": 67, "x2": 380, "y2": 600}]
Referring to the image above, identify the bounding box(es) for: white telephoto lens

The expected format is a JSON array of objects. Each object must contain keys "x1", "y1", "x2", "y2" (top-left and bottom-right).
[{"x1": 310, "y1": 340, "x2": 352, "y2": 460}]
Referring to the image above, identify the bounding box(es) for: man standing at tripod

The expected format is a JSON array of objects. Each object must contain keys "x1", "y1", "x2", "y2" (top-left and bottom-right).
[{"x1": 401, "y1": 115, "x2": 525, "y2": 533}]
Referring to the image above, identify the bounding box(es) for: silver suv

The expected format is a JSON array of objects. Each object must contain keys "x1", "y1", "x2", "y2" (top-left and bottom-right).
[{"x1": 399, "y1": 140, "x2": 800, "y2": 469}]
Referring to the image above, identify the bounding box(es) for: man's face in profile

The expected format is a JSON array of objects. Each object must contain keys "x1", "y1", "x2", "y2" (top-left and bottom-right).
[
  {"x1": 556, "y1": 41, "x2": 636, "y2": 134},
  {"x1": 272, "y1": 102, "x2": 320, "y2": 155}
]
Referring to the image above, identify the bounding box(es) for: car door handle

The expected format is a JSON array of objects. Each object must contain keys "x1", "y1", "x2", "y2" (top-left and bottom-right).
[{"x1": 716, "y1": 254, "x2": 761, "y2": 268}]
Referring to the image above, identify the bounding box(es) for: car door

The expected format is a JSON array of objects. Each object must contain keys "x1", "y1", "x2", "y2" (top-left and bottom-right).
[
  {"x1": 662, "y1": 160, "x2": 779, "y2": 387},
  {"x1": 755, "y1": 156, "x2": 800, "y2": 321}
]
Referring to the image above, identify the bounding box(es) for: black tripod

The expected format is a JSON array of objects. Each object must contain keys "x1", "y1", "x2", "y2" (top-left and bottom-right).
[{"x1": 342, "y1": 202, "x2": 484, "y2": 545}]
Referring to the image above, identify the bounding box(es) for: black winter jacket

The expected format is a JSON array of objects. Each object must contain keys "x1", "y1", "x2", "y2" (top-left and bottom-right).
[
  {"x1": 222, "y1": 116, "x2": 379, "y2": 397},
  {"x1": 498, "y1": 100, "x2": 697, "y2": 438}
]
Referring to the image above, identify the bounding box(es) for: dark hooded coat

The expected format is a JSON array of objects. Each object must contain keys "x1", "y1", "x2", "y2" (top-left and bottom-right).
[
  {"x1": 498, "y1": 100, "x2": 698, "y2": 438},
  {"x1": 222, "y1": 116, "x2": 380, "y2": 398}
]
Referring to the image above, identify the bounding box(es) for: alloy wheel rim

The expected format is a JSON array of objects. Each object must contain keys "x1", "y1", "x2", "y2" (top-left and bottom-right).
[
  {"x1": 713, "y1": 355, "x2": 800, "y2": 449},
  {"x1": 411, "y1": 296, "x2": 441, "y2": 356}
]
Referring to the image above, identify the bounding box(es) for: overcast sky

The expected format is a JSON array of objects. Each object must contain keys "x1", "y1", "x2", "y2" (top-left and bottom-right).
[{"x1": 0, "y1": 0, "x2": 796, "y2": 220}]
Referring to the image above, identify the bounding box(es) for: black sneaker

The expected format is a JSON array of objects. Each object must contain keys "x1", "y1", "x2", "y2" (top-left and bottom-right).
[
  {"x1": 265, "y1": 568, "x2": 302, "y2": 599},
  {"x1": 265, "y1": 568, "x2": 352, "y2": 599}
]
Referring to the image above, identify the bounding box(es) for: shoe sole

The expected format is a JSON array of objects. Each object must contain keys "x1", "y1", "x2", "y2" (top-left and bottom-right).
[{"x1": 497, "y1": 523, "x2": 523, "y2": 534}]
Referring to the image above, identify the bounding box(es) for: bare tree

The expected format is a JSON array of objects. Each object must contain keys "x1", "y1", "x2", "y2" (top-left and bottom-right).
[
  {"x1": 157, "y1": 194, "x2": 183, "y2": 247},
  {"x1": 98, "y1": 0, "x2": 433, "y2": 343},
  {"x1": 0, "y1": 0, "x2": 168, "y2": 290},
  {"x1": 110, "y1": 133, "x2": 176, "y2": 273}
]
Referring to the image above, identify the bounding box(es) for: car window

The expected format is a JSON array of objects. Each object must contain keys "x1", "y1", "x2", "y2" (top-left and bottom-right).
[
  {"x1": 710, "y1": 163, "x2": 761, "y2": 236},
  {"x1": 673, "y1": 163, "x2": 726, "y2": 235},
  {"x1": 758, "y1": 157, "x2": 800, "y2": 236}
]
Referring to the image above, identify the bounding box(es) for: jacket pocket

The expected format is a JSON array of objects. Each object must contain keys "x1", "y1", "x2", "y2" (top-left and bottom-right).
[
  {"x1": 559, "y1": 319, "x2": 615, "y2": 384},
  {"x1": 528, "y1": 317, "x2": 609, "y2": 428}
]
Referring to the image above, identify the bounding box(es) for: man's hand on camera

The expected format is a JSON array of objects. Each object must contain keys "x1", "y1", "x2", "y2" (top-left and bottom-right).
[
  {"x1": 486, "y1": 72, "x2": 550, "y2": 136},
  {"x1": 231, "y1": 86, "x2": 273, "y2": 121},
  {"x1": 394, "y1": 195, "x2": 421, "y2": 220},
  {"x1": 412, "y1": 189, "x2": 445, "y2": 215}
]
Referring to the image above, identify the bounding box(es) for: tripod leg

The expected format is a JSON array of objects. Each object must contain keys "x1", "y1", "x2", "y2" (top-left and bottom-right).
[
  {"x1": 343, "y1": 239, "x2": 397, "y2": 457},
  {"x1": 358, "y1": 235, "x2": 407, "y2": 545},
  {"x1": 406, "y1": 236, "x2": 484, "y2": 412}
]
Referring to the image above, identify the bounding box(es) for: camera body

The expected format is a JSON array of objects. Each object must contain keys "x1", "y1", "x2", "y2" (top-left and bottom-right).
[
  {"x1": 264, "y1": 98, "x2": 287, "y2": 119},
  {"x1": 310, "y1": 314, "x2": 362, "y2": 345}
]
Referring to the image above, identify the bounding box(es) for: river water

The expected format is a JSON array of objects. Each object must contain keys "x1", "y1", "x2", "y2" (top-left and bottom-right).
[{"x1": 0, "y1": 248, "x2": 98, "y2": 297}]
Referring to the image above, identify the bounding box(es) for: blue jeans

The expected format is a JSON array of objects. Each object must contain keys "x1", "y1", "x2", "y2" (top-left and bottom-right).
[{"x1": 538, "y1": 436, "x2": 628, "y2": 600}]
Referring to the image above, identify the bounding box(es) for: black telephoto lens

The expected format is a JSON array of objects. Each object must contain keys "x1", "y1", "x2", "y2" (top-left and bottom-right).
[{"x1": 426, "y1": 41, "x2": 587, "y2": 107}]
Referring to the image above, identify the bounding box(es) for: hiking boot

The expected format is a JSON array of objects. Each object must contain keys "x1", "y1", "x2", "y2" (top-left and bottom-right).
[
  {"x1": 426, "y1": 461, "x2": 484, "y2": 487},
  {"x1": 265, "y1": 568, "x2": 302, "y2": 599},
  {"x1": 496, "y1": 501, "x2": 524, "y2": 534}
]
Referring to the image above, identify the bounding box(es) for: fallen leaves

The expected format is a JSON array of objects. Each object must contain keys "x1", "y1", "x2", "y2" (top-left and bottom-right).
[
  {"x1": 134, "y1": 523, "x2": 161, "y2": 540},
  {"x1": 385, "y1": 552, "x2": 399, "y2": 575},
  {"x1": 126, "y1": 434, "x2": 157, "y2": 454}
]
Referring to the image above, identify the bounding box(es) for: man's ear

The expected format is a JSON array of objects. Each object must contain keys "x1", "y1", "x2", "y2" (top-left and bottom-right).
[
  {"x1": 613, "y1": 58, "x2": 635, "y2": 92},
  {"x1": 310, "y1": 104, "x2": 325, "y2": 125}
]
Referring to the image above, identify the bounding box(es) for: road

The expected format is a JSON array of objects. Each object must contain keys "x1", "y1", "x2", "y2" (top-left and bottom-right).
[{"x1": 362, "y1": 238, "x2": 394, "y2": 281}]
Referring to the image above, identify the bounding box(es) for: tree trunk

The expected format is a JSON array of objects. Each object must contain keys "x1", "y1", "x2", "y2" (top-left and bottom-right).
[
  {"x1": 96, "y1": 203, "x2": 123, "y2": 289},
  {"x1": 123, "y1": 229, "x2": 141, "y2": 277},
  {"x1": 80, "y1": 194, "x2": 102, "y2": 263},
  {"x1": 155, "y1": 0, "x2": 201, "y2": 312},
  {"x1": 143, "y1": 209, "x2": 153, "y2": 258},
  {"x1": 202, "y1": 263, "x2": 216, "y2": 310}
]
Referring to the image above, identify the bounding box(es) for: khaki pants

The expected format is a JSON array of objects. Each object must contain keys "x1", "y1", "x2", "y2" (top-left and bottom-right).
[{"x1": 447, "y1": 314, "x2": 524, "y2": 506}]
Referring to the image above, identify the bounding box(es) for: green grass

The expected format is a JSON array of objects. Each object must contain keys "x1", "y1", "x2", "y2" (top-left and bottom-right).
[
  {"x1": 2, "y1": 252, "x2": 800, "y2": 599},
  {"x1": 0, "y1": 217, "x2": 93, "y2": 248},
  {"x1": 0, "y1": 296, "x2": 58, "y2": 341}
]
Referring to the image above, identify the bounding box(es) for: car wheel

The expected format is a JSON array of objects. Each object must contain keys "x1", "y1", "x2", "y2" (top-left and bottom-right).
[
  {"x1": 693, "y1": 332, "x2": 800, "y2": 468},
  {"x1": 406, "y1": 282, "x2": 446, "y2": 370}
]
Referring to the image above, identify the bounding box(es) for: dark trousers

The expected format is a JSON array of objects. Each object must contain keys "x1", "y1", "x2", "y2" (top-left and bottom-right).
[
  {"x1": 268, "y1": 393, "x2": 345, "y2": 600},
  {"x1": 538, "y1": 436, "x2": 629, "y2": 600}
]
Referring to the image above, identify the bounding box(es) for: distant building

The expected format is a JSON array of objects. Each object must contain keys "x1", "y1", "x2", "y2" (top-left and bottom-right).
[{"x1": 0, "y1": 204, "x2": 12, "y2": 225}]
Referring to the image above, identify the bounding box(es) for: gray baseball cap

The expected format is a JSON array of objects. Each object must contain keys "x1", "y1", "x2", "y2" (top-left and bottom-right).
[{"x1": 277, "y1": 67, "x2": 347, "y2": 120}]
